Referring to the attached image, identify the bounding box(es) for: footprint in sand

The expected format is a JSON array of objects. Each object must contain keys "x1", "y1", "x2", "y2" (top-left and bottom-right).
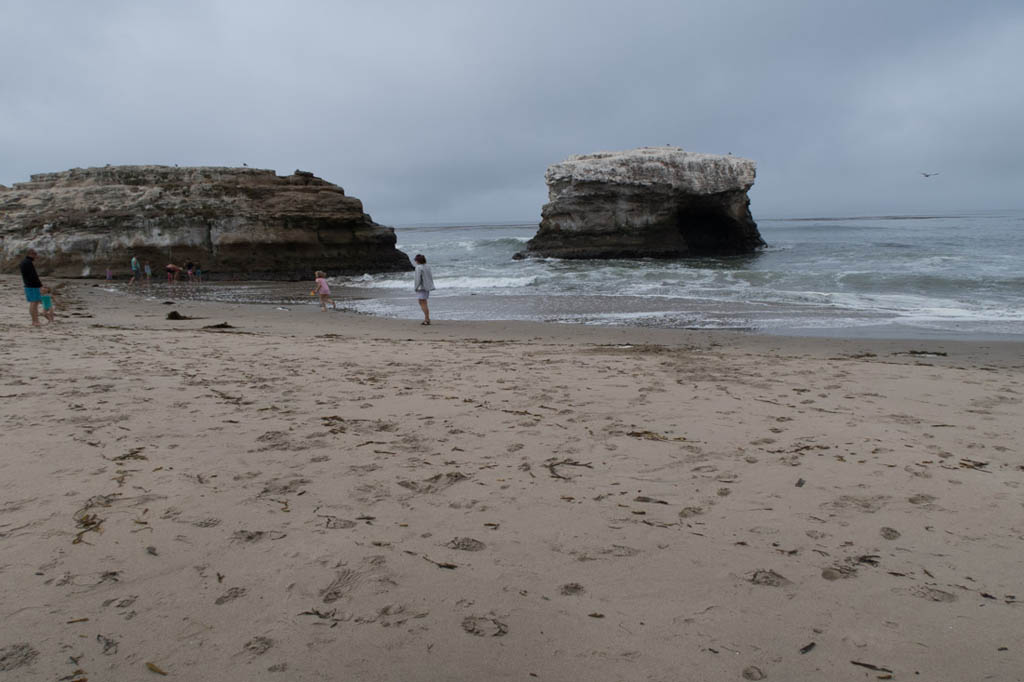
[
  {"x1": 214, "y1": 587, "x2": 247, "y2": 605},
  {"x1": 353, "y1": 482, "x2": 392, "y2": 504},
  {"x1": 398, "y1": 472, "x2": 471, "y2": 494},
  {"x1": 827, "y1": 495, "x2": 889, "y2": 513},
  {"x1": 231, "y1": 530, "x2": 286, "y2": 543},
  {"x1": 321, "y1": 569, "x2": 363, "y2": 603},
  {"x1": 243, "y1": 637, "x2": 274, "y2": 655},
  {"x1": 742, "y1": 666, "x2": 767, "y2": 681},
  {"x1": 821, "y1": 566, "x2": 856, "y2": 581},
  {"x1": 319, "y1": 516, "x2": 358, "y2": 530},
  {"x1": 96, "y1": 634, "x2": 118, "y2": 655},
  {"x1": 447, "y1": 537, "x2": 486, "y2": 551},
  {"x1": 748, "y1": 570, "x2": 792, "y2": 587},
  {"x1": 260, "y1": 477, "x2": 310, "y2": 496},
  {"x1": 462, "y1": 614, "x2": 508, "y2": 637},
  {"x1": 903, "y1": 586, "x2": 957, "y2": 603},
  {"x1": 0, "y1": 643, "x2": 39, "y2": 672},
  {"x1": 880, "y1": 527, "x2": 901, "y2": 540}
]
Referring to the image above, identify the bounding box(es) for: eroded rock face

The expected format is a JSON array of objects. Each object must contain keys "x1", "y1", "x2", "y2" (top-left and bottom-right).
[
  {"x1": 518, "y1": 147, "x2": 764, "y2": 259},
  {"x1": 0, "y1": 166, "x2": 412, "y2": 279}
]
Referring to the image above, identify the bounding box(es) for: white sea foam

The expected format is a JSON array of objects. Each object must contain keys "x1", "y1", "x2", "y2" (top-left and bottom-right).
[
  {"x1": 343, "y1": 278, "x2": 407, "y2": 289},
  {"x1": 444, "y1": 275, "x2": 537, "y2": 289},
  {"x1": 897, "y1": 305, "x2": 1024, "y2": 322},
  {"x1": 557, "y1": 310, "x2": 679, "y2": 321},
  {"x1": 345, "y1": 275, "x2": 538, "y2": 290}
]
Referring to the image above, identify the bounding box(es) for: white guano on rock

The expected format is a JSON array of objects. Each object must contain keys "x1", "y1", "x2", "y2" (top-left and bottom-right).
[{"x1": 518, "y1": 147, "x2": 764, "y2": 260}]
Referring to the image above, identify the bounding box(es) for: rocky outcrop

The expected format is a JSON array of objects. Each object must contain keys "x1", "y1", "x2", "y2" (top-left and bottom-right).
[
  {"x1": 516, "y1": 147, "x2": 764, "y2": 259},
  {"x1": 0, "y1": 166, "x2": 412, "y2": 279}
]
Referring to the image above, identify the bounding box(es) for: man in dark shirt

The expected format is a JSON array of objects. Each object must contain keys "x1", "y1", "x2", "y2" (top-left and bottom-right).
[{"x1": 19, "y1": 249, "x2": 43, "y2": 327}]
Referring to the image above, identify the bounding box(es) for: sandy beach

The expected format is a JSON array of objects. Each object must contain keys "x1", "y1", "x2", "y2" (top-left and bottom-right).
[{"x1": 1, "y1": 275, "x2": 1022, "y2": 681}]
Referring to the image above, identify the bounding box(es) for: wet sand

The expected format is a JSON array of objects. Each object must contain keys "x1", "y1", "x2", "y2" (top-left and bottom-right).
[{"x1": 1, "y1": 275, "x2": 1022, "y2": 681}]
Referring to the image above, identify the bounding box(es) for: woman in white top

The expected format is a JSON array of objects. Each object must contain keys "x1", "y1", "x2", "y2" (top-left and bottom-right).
[{"x1": 413, "y1": 254, "x2": 435, "y2": 325}]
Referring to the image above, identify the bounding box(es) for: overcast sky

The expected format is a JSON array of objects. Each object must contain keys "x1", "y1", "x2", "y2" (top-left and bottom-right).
[{"x1": 2, "y1": 1, "x2": 1022, "y2": 225}]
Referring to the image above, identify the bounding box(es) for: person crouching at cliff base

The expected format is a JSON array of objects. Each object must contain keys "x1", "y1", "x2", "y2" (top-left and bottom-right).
[
  {"x1": 20, "y1": 248, "x2": 43, "y2": 327},
  {"x1": 413, "y1": 254, "x2": 435, "y2": 325}
]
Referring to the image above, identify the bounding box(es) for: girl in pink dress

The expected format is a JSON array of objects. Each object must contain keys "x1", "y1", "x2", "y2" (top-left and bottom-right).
[{"x1": 313, "y1": 271, "x2": 336, "y2": 311}]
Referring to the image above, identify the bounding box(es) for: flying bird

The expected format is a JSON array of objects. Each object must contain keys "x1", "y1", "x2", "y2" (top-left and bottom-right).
[{"x1": 920, "y1": 172, "x2": 940, "y2": 178}]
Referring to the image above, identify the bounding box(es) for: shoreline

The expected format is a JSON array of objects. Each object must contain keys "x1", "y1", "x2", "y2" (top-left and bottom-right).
[
  {"x1": 2, "y1": 276, "x2": 1022, "y2": 680},
  {"x1": 62, "y1": 275, "x2": 1024, "y2": 344},
  {"x1": 48, "y1": 277, "x2": 1024, "y2": 363}
]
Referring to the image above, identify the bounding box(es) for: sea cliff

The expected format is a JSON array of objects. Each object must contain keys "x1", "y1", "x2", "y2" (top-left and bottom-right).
[{"x1": 0, "y1": 166, "x2": 412, "y2": 279}]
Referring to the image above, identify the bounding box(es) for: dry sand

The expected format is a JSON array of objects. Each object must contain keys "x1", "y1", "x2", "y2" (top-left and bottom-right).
[{"x1": 1, "y1": 276, "x2": 1022, "y2": 681}]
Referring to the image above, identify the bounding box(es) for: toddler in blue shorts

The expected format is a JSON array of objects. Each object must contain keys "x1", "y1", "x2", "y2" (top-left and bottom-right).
[{"x1": 40, "y1": 286, "x2": 55, "y2": 323}]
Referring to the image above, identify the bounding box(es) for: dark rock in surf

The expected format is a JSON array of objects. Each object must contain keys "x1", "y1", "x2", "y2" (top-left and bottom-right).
[{"x1": 515, "y1": 147, "x2": 764, "y2": 260}]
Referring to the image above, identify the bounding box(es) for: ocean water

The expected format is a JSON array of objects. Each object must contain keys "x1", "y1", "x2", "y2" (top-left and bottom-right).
[
  {"x1": 334, "y1": 211, "x2": 1024, "y2": 339},
  {"x1": 136, "y1": 211, "x2": 1024, "y2": 339}
]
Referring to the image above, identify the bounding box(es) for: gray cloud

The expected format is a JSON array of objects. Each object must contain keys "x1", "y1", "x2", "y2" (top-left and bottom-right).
[{"x1": 2, "y1": 0, "x2": 1022, "y2": 224}]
